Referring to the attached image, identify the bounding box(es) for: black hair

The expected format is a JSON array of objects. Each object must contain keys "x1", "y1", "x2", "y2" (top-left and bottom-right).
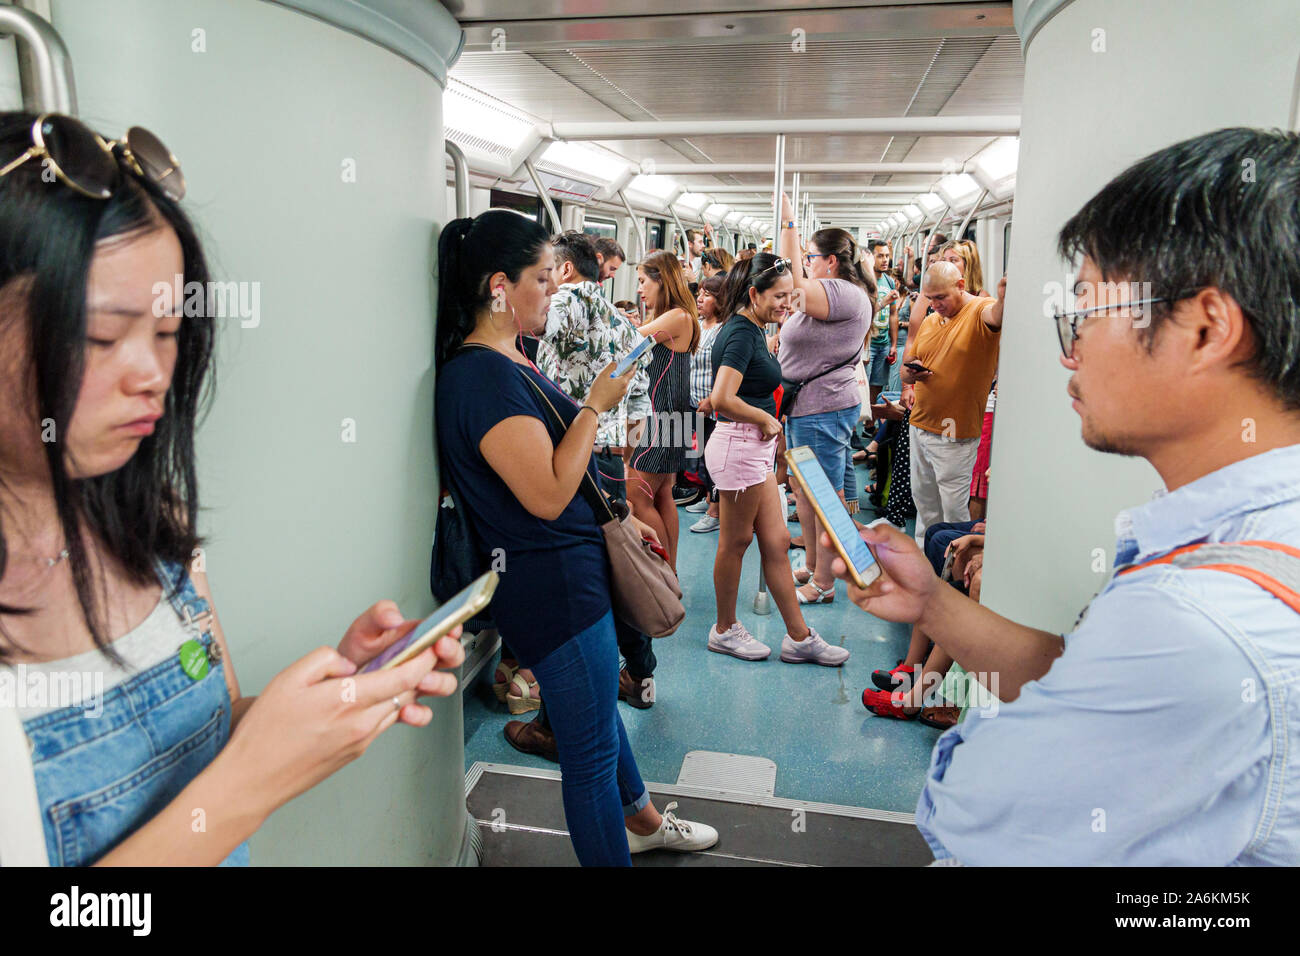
[
  {"x1": 747, "y1": 242, "x2": 757, "y2": 251},
  {"x1": 593, "y1": 236, "x2": 625, "y2": 262},
  {"x1": 552, "y1": 230, "x2": 599, "y2": 283},
  {"x1": 868, "y1": 239, "x2": 890, "y2": 253},
  {"x1": 0, "y1": 111, "x2": 215, "y2": 662},
  {"x1": 809, "y1": 227, "x2": 876, "y2": 297},
  {"x1": 719, "y1": 252, "x2": 788, "y2": 319},
  {"x1": 1058, "y1": 126, "x2": 1300, "y2": 409},
  {"x1": 435, "y1": 209, "x2": 551, "y2": 366}
]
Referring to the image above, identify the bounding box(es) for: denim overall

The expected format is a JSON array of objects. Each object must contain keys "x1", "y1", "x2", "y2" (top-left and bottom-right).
[{"x1": 21, "y1": 558, "x2": 250, "y2": 866}]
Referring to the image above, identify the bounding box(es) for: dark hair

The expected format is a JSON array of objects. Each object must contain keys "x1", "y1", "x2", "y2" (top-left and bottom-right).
[
  {"x1": 747, "y1": 242, "x2": 757, "y2": 251},
  {"x1": 435, "y1": 209, "x2": 550, "y2": 366},
  {"x1": 719, "y1": 252, "x2": 789, "y2": 319},
  {"x1": 593, "y1": 236, "x2": 625, "y2": 262},
  {"x1": 614, "y1": 299, "x2": 636, "y2": 311},
  {"x1": 639, "y1": 251, "x2": 700, "y2": 351},
  {"x1": 700, "y1": 246, "x2": 734, "y2": 272},
  {"x1": 552, "y1": 230, "x2": 599, "y2": 283},
  {"x1": 809, "y1": 227, "x2": 876, "y2": 297},
  {"x1": 928, "y1": 233, "x2": 948, "y2": 248},
  {"x1": 1059, "y1": 127, "x2": 1300, "y2": 409},
  {"x1": 0, "y1": 111, "x2": 215, "y2": 662},
  {"x1": 686, "y1": 229, "x2": 702, "y2": 244},
  {"x1": 868, "y1": 239, "x2": 890, "y2": 254},
  {"x1": 700, "y1": 274, "x2": 727, "y2": 298}
]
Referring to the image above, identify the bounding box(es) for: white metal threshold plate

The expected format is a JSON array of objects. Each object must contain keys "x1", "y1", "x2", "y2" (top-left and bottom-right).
[{"x1": 676, "y1": 750, "x2": 777, "y2": 797}]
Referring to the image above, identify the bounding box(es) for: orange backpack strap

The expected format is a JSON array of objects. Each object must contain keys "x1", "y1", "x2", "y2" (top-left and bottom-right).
[{"x1": 1116, "y1": 541, "x2": 1300, "y2": 614}]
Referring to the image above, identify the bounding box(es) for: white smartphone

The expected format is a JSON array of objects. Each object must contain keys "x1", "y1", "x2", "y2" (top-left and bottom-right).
[
  {"x1": 358, "y1": 570, "x2": 499, "y2": 673},
  {"x1": 612, "y1": 334, "x2": 655, "y2": 377},
  {"x1": 784, "y1": 446, "x2": 882, "y2": 589}
]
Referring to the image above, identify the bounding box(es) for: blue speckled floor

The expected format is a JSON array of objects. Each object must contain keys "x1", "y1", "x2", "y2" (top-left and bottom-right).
[{"x1": 463, "y1": 462, "x2": 942, "y2": 814}]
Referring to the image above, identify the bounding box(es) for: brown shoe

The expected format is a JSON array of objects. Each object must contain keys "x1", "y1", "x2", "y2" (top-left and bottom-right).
[
  {"x1": 504, "y1": 719, "x2": 558, "y2": 762},
  {"x1": 617, "y1": 668, "x2": 655, "y2": 709},
  {"x1": 919, "y1": 705, "x2": 961, "y2": 730}
]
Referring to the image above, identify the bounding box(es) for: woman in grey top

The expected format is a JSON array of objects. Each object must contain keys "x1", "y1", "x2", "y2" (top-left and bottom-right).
[{"x1": 776, "y1": 194, "x2": 876, "y2": 605}]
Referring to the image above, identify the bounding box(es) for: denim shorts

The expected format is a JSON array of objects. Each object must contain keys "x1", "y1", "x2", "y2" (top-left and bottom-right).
[
  {"x1": 22, "y1": 559, "x2": 249, "y2": 866},
  {"x1": 704, "y1": 421, "x2": 777, "y2": 492},
  {"x1": 786, "y1": 405, "x2": 859, "y2": 493}
]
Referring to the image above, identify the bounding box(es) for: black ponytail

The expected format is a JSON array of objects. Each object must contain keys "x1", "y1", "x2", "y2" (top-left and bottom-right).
[
  {"x1": 719, "y1": 252, "x2": 785, "y2": 319},
  {"x1": 435, "y1": 209, "x2": 550, "y2": 366},
  {"x1": 811, "y1": 227, "x2": 876, "y2": 298}
]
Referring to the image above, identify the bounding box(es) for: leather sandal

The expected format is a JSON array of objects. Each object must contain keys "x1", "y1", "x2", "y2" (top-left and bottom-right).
[
  {"x1": 796, "y1": 582, "x2": 834, "y2": 605},
  {"x1": 919, "y1": 704, "x2": 962, "y2": 730},
  {"x1": 492, "y1": 660, "x2": 518, "y2": 704},
  {"x1": 506, "y1": 672, "x2": 541, "y2": 714}
]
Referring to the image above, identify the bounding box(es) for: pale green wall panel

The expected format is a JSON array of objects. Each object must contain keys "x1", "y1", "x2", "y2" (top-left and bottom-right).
[{"x1": 49, "y1": 0, "x2": 466, "y2": 864}]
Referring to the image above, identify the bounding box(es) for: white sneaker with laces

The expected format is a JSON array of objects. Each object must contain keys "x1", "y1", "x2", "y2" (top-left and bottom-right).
[
  {"x1": 684, "y1": 498, "x2": 710, "y2": 513},
  {"x1": 780, "y1": 627, "x2": 849, "y2": 666},
  {"x1": 707, "y1": 621, "x2": 771, "y2": 661},
  {"x1": 626, "y1": 802, "x2": 719, "y2": 854},
  {"x1": 690, "y1": 514, "x2": 720, "y2": 533}
]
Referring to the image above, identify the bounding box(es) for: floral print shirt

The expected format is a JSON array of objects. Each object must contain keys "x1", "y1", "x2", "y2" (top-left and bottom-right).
[{"x1": 537, "y1": 281, "x2": 652, "y2": 448}]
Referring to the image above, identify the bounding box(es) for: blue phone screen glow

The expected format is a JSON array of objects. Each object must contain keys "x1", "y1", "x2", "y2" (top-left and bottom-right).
[
  {"x1": 795, "y1": 450, "x2": 876, "y2": 577},
  {"x1": 612, "y1": 335, "x2": 654, "y2": 377}
]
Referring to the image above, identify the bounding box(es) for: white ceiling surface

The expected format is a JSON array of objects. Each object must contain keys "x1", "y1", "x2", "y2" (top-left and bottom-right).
[{"x1": 446, "y1": 17, "x2": 1024, "y2": 222}]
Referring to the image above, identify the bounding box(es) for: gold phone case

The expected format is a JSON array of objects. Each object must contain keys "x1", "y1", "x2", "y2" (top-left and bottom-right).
[
  {"x1": 784, "y1": 448, "x2": 877, "y2": 590},
  {"x1": 380, "y1": 571, "x2": 499, "y2": 671}
]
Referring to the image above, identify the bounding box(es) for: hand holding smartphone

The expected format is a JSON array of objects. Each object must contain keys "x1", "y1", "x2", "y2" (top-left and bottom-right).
[
  {"x1": 612, "y1": 334, "x2": 656, "y2": 377},
  {"x1": 784, "y1": 446, "x2": 881, "y2": 589},
  {"x1": 358, "y1": 571, "x2": 498, "y2": 673}
]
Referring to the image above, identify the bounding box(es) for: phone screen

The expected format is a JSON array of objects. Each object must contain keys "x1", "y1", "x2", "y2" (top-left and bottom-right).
[
  {"x1": 612, "y1": 334, "x2": 655, "y2": 377},
  {"x1": 788, "y1": 449, "x2": 877, "y2": 582},
  {"x1": 358, "y1": 572, "x2": 496, "y2": 673}
]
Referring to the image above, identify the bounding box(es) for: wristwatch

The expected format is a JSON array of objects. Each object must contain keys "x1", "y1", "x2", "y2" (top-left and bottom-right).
[{"x1": 783, "y1": 220, "x2": 796, "y2": 229}]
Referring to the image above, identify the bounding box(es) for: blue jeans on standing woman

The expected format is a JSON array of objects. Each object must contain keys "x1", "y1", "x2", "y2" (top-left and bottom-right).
[{"x1": 529, "y1": 609, "x2": 651, "y2": 866}]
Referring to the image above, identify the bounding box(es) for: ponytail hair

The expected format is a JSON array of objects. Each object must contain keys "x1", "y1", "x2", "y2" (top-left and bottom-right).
[
  {"x1": 719, "y1": 251, "x2": 787, "y2": 320},
  {"x1": 435, "y1": 209, "x2": 550, "y2": 366},
  {"x1": 810, "y1": 227, "x2": 876, "y2": 298}
]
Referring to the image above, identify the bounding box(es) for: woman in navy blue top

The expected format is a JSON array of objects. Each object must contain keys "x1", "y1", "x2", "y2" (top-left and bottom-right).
[{"x1": 434, "y1": 211, "x2": 718, "y2": 865}]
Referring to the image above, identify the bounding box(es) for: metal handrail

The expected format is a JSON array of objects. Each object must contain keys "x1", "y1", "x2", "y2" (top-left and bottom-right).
[
  {"x1": 444, "y1": 140, "x2": 469, "y2": 219},
  {"x1": 0, "y1": 4, "x2": 76, "y2": 114}
]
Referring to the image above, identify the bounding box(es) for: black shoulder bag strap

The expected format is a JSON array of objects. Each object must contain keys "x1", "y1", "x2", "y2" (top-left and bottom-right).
[{"x1": 779, "y1": 344, "x2": 863, "y2": 419}]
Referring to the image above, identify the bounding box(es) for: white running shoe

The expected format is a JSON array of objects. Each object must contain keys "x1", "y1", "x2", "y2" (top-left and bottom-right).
[
  {"x1": 684, "y1": 498, "x2": 710, "y2": 513},
  {"x1": 780, "y1": 627, "x2": 849, "y2": 666},
  {"x1": 690, "y1": 514, "x2": 720, "y2": 533},
  {"x1": 627, "y1": 802, "x2": 719, "y2": 854},
  {"x1": 707, "y1": 621, "x2": 771, "y2": 661}
]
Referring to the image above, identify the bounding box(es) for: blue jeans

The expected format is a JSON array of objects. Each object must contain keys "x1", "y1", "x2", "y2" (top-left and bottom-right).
[
  {"x1": 787, "y1": 405, "x2": 859, "y2": 493},
  {"x1": 529, "y1": 609, "x2": 651, "y2": 866},
  {"x1": 923, "y1": 520, "x2": 982, "y2": 576},
  {"x1": 23, "y1": 559, "x2": 250, "y2": 866}
]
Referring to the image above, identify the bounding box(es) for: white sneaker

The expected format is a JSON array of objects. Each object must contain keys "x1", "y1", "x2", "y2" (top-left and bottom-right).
[
  {"x1": 627, "y1": 802, "x2": 719, "y2": 854},
  {"x1": 684, "y1": 498, "x2": 710, "y2": 513},
  {"x1": 690, "y1": 514, "x2": 720, "y2": 533},
  {"x1": 780, "y1": 627, "x2": 849, "y2": 666},
  {"x1": 707, "y1": 621, "x2": 771, "y2": 661}
]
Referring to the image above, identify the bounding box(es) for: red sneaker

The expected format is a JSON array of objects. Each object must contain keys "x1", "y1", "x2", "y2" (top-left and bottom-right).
[
  {"x1": 862, "y1": 687, "x2": 918, "y2": 719},
  {"x1": 870, "y1": 662, "x2": 915, "y2": 691}
]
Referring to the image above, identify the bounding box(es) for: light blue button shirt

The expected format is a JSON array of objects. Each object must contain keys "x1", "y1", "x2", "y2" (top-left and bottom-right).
[{"x1": 915, "y1": 443, "x2": 1300, "y2": 865}]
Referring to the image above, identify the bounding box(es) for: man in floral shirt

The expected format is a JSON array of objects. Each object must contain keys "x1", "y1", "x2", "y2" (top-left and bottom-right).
[{"x1": 537, "y1": 232, "x2": 659, "y2": 709}]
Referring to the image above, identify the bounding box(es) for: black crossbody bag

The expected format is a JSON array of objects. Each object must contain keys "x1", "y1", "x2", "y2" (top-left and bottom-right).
[{"x1": 777, "y1": 346, "x2": 863, "y2": 420}]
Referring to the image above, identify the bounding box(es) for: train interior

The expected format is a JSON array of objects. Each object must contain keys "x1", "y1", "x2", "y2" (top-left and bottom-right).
[{"x1": 3, "y1": 0, "x2": 1298, "y2": 867}]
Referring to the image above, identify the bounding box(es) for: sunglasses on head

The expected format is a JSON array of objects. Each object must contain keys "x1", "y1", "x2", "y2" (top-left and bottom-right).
[
  {"x1": 751, "y1": 257, "x2": 791, "y2": 283},
  {"x1": 0, "y1": 113, "x2": 186, "y2": 202}
]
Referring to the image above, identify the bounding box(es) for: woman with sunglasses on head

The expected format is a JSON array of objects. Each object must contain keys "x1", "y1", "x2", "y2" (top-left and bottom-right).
[
  {"x1": 626, "y1": 251, "x2": 701, "y2": 571},
  {"x1": 775, "y1": 195, "x2": 877, "y2": 608},
  {"x1": 704, "y1": 253, "x2": 846, "y2": 665},
  {"x1": 435, "y1": 211, "x2": 716, "y2": 864},
  {"x1": 699, "y1": 247, "x2": 734, "y2": 280},
  {"x1": 0, "y1": 113, "x2": 464, "y2": 866}
]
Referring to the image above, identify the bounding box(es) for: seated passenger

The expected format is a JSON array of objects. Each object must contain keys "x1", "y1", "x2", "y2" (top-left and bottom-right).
[
  {"x1": 829, "y1": 127, "x2": 1300, "y2": 865},
  {"x1": 434, "y1": 209, "x2": 717, "y2": 864},
  {"x1": 0, "y1": 111, "x2": 463, "y2": 865}
]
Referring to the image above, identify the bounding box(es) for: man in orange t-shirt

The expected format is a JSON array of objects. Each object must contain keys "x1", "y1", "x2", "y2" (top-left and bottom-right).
[{"x1": 901, "y1": 262, "x2": 1007, "y2": 544}]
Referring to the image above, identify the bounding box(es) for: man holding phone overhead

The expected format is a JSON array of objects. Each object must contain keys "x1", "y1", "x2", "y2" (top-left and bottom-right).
[{"x1": 902, "y1": 261, "x2": 1006, "y2": 546}]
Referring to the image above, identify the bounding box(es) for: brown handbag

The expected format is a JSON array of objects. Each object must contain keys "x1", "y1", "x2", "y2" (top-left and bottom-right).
[{"x1": 514, "y1": 365, "x2": 685, "y2": 638}]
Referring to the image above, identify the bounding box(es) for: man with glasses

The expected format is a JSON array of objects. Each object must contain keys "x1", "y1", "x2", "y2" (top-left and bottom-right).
[
  {"x1": 902, "y1": 261, "x2": 1006, "y2": 546},
  {"x1": 833, "y1": 127, "x2": 1300, "y2": 865}
]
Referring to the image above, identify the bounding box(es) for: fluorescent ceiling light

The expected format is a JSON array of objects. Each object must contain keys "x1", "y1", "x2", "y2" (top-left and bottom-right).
[
  {"x1": 443, "y1": 85, "x2": 536, "y2": 151},
  {"x1": 724, "y1": 211, "x2": 744, "y2": 227},
  {"x1": 704, "y1": 203, "x2": 731, "y2": 220},
  {"x1": 935, "y1": 173, "x2": 982, "y2": 211},
  {"x1": 675, "y1": 192, "x2": 711, "y2": 215},
  {"x1": 627, "y1": 174, "x2": 681, "y2": 201},
  {"x1": 901, "y1": 204, "x2": 924, "y2": 225},
  {"x1": 914, "y1": 193, "x2": 945, "y2": 217},
  {"x1": 970, "y1": 137, "x2": 1019, "y2": 200},
  {"x1": 539, "y1": 141, "x2": 630, "y2": 185}
]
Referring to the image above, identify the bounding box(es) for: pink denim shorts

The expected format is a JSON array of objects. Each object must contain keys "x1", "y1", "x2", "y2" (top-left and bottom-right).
[{"x1": 704, "y1": 421, "x2": 777, "y2": 492}]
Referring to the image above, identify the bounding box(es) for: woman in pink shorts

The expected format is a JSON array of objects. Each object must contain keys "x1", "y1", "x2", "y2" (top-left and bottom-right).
[{"x1": 700, "y1": 254, "x2": 847, "y2": 666}]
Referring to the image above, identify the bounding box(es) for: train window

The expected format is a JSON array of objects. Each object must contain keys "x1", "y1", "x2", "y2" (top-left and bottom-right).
[
  {"x1": 490, "y1": 188, "x2": 543, "y2": 225},
  {"x1": 647, "y1": 220, "x2": 664, "y2": 252},
  {"x1": 583, "y1": 216, "x2": 618, "y2": 242}
]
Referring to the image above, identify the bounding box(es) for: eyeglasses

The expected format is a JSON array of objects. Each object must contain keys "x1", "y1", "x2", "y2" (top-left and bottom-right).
[
  {"x1": 1051, "y1": 289, "x2": 1202, "y2": 359},
  {"x1": 803, "y1": 253, "x2": 826, "y2": 265},
  {"x1": 0, "y1": 113, "x2": 185, "y2": 202}
]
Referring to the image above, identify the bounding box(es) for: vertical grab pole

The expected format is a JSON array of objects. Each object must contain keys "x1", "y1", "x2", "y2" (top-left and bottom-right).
[
  {"x1": 524, "y1": 158, "x2": 562, "y2": 235},
  {"x1": 771, "y1": 134, "x2": 785, "y2": 253},
  {"x1": 0, "y1": 4, "x2": 78, "y2": 115},
  {"x1": 956, "y1": 188, "x2": 989, "y2": 241},
  {"x1": 445, "y1": 140, "x2": 469, "y2": 219},
  {"x1": 616, "y1": 189, "x2": 646, "y2": 261},
  {"x1": 668, "y1": 204, "x2": 689, "y2": 258}
]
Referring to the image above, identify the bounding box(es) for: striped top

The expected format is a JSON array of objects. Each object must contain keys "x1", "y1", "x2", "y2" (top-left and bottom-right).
[{"x1": 690, "y1": 323, "x2": 723, "y2": 409}]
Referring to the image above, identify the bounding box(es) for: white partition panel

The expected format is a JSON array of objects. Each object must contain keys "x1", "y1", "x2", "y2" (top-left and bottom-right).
[{"x1": 51, "y1": 0, "x2": 467, "y2": 865}]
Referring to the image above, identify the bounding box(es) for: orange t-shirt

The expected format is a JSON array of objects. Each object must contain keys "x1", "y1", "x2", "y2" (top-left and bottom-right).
[{"x1": 908, "y1": 295, "x2": 1000, "y2": 439}]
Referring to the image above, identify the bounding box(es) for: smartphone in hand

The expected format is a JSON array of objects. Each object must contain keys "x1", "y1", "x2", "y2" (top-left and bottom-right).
[
  {"x1": 358, "y1": 571, "x2": 498, "y2": 673},
  {"x1": 785, "y1": 446, "x2": 882, "y2": 589}
]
